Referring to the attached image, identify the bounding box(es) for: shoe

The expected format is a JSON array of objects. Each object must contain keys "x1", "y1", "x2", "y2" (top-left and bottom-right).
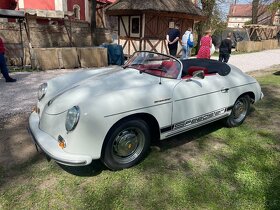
[{"x1": 6, "y1": 77, "x2": 17, "y2": 82}]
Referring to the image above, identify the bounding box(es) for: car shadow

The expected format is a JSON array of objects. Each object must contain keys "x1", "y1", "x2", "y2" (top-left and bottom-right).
[
  {"x1": 154, "y1": 105, "x2": 256, "y2": 150},
  {"x1": 273, "y1": 71, "x2": 280, "y2": 76},
  {"x1": 154, "y1": 120, "x2": 225, "y2": 151},
  {"x1": 58, "y1": 160, "x2": 107, "y2": 176}
]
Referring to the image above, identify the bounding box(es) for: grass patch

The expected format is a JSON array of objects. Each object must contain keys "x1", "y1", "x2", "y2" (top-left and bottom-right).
[{"x1": 1, "y1": 70, "x2": 280, "y2": 209}]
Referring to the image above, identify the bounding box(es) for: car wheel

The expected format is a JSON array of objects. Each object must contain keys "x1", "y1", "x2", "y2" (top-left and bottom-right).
[
  {"x1": 224, "y1": 95, "x2": 250, "y2": 127},
  {"x1": 102, "y1": 119, "x2": 151, "y2": 170}
]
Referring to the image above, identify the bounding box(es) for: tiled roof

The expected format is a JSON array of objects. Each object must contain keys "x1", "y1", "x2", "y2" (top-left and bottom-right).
[{"x1": 228, "y1": 4, "x2": 252, "y2": 17}]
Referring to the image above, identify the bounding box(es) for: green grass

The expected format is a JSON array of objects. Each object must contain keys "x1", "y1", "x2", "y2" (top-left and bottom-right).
[{"x1": 1, "y1": 70, "x2": 280, "y2": 209}]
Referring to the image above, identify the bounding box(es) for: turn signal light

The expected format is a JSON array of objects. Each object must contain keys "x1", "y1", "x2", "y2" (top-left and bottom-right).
[
  {"x1": 32, "y1": 106, "x2": 40, "y2": 114},
  {"x1": 58, "y1": 135, "x2": 66, "y2": 149}
]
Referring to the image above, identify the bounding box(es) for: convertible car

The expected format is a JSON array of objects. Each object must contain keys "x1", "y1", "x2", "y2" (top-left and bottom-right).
[{"x1": 28, "y1": 51, "x2": 263, "y2": 170}]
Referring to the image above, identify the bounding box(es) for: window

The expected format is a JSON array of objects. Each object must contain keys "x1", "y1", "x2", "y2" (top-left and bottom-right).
[
  {"x1": 130, "y1": 16, "x2": 141, "y2": 37},
  {"x1": 73, "y1": 5, "x2": 80, "y2": 20},
  {"x1": 131, "y1": 18, "x2": 140, "y2": 34}
]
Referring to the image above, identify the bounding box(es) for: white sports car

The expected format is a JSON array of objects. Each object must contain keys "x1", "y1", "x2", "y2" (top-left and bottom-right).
[{"x1": 28, "y1": 51, "x2": 263, "y2": 170}]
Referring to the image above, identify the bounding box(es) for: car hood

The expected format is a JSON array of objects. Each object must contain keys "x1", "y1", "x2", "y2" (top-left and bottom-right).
[{"x1": 44, "y1": 68, "x2": 173, "y2": 114}]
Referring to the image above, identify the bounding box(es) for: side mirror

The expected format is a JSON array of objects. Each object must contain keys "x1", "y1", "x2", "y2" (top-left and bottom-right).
[{"x1": 192, "y1": 70, "x2": 205, "y2": 79}]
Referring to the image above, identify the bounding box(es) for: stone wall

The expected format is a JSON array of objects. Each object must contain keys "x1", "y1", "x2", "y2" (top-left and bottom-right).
[
  {"x1": 33, "y1": 47, "x2": 108, "y2": 70},
  {"x1": 0, "y1": 19, "x2": 113, "y2": 67},
  {"x1": 236, "y1": 40, "x2": 279, "y2": 52}
]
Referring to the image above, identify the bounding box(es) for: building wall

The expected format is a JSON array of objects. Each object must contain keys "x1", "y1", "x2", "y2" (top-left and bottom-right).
[
  {"x1": 227, "y1": 17, "x2": 251, "y2": 28},
  {"x1": 67, "y1": 0, "x2": 86, "y2": 20},
  {"x1": 273, "y1": 9, "x2": 280, "y2": 26},
  {"x1": 0, "y1": 0, "x2": 18, "y2": 9},
  {"x1": 23, "y1": 0, "x2": 56, "y2": 10}
]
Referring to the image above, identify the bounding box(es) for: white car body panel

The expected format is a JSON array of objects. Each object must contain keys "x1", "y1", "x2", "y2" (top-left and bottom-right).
[{"x1": 28, "y1": 51, "x2": 263, "y2": 166}]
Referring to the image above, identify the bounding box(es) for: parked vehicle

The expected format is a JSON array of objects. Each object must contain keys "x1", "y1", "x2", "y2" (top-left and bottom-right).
[{"x1": 28, "y1": 51, "x2": 263, "y2": 170}]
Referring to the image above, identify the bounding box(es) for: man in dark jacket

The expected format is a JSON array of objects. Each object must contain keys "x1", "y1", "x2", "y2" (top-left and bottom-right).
[
  {"x1": 219, "y1": 33, "x2": 232, "y2": 63},
  {"x1": 0, "y1": 37, "x2": 16, "y2": 82},
  {"x1": 166, "y1": 23, "x2": 180, "y2": 57}
]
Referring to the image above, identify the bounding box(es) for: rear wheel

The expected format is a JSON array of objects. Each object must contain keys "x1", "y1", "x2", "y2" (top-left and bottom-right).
[
  {"x1": 224, "y1": 95, "x2": 250, "y2": 127},
  {"x1": 102, "y1": 119, "x2": 151, "y2": 170}
]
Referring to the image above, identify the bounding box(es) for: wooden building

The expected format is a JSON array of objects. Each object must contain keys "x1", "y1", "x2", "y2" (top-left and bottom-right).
[{"x1": 106, "y1": 0, "x2": 205, "y2": 57}]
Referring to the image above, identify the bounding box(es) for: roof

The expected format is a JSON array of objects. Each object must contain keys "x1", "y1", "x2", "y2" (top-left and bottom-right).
[
  {"x1": 228, "y1": 4, "x2": 252, "y2": 17},
  {"x1": 0, "y1": 9, "x2": 25, "y2": 19},
  {"x1": 106, "y1": 0, "x2": 204, "y2": 17},
  {"x1": 228, "y1": 4, "x2": 268, "y2": 18},
  {"x1": 97, "y1": 0, "x2": 116, "y2": 4},
  {"x1": 97, "y1": 0, "x2": 116, "y2": 3}
]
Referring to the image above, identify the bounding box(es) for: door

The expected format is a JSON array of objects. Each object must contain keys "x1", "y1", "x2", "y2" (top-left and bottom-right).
[{"x1": 171, "y1": 75, "x2": 230, "y2": 132}]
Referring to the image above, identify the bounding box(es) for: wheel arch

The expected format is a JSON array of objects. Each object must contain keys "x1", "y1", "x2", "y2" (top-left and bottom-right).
[
  {"x1": 101, "y1": 113, "x2": 160, "y2": 153},
  {"x1": 239, "y1": 91, "x2": 255, "y2": 103}
]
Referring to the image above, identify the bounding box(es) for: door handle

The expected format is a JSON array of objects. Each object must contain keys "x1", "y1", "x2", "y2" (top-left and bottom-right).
[{"x1": 221, "y1": 88, "x2": 229, "y2": 93}]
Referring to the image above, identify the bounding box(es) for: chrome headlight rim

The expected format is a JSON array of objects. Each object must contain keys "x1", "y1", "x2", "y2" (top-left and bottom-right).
[
  {"x1": 38, "y1": 83, "x2": 48, "y2": 101},
  {"x1": 65, "y1": 106, "x2": 80, "y2": 132}
]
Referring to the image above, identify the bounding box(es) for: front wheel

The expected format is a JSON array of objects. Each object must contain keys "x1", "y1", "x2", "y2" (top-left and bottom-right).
[
  {"x1": 224, "y1": 95, "x2": 251, "y2": 127},
  {"x1": 102, "y1": 119, "x2": 151, "y2": 170}
]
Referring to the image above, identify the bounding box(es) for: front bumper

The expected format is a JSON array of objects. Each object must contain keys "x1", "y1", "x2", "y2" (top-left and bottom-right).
[{"x1": 28, "y1": 112, "x2": 92, "y2": 166}]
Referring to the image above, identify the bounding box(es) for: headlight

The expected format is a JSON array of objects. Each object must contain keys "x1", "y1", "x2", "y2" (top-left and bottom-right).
[
  {"x1": 38, "y1": 83, "x2": 48, "y2": 100},
  {"x1": 65, "y1": 106, "x2": 80, "y2": 132}
]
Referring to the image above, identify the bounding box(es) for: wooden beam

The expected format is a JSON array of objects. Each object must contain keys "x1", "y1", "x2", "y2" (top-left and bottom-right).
[{"x1": 120, "y1": 16, "x2": 129, "y2": 36}]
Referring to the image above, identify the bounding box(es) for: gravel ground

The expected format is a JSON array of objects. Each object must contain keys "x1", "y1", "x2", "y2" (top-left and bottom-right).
[{"x1": 0, "y1": 48, "x2": 280, "y2": 119}]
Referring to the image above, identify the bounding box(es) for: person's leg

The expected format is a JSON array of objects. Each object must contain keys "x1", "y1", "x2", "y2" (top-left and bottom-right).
[
  {"x1": 218, "y1": 53, "x2": 223, "y2": 62},
  {"x1": 0, "y1": 53, "x2": 16, "y2": 82},
  {"x1": 224, "y1": 53, "x2": 230, "y2": 63},
  {"x1": 181, "y1": 45, "x2": 187, "y2": 60},
  {"x1": 0, "y1": 53, "x2": 9, "y2": 78},
  {"x1": 187, "y1": 47, "x2": 192, "y2": 58},
  {"x1": 169, "y1": 49, "x2": 177, "y2": 57}
]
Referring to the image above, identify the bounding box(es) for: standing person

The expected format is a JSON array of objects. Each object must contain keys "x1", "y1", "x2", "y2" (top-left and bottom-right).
[
  {"x1": 219, "y1": 32, "x2": 232, "y2": 63},
  {"x1": 181, "y1": 27, "x2": 194, "y2": 60},
  {"x1": 0, "y1": 37, "x2": 16, "y2": 82},
  {"x1": 197, "y1": 29, "x2": 212, "y2": 59},
  {"x1": 166, "y1": 23, "x2": 180, "y2": 57}
]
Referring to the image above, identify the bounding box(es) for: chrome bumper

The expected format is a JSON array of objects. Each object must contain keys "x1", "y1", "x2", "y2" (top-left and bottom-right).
[{"x1": 28, "y1": 112, "x2": 92, "y2": 166}]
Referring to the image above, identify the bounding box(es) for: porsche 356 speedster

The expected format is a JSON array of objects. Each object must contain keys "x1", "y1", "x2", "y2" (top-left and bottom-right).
[{"x1": 28, "y1": 51, "x2": 263, "y2": 170}]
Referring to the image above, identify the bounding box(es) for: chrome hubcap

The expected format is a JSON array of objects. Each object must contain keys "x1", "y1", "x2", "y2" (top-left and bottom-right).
[
  {"x1": 113, "y1": 130, "x2": 139, "y2": 157},
  {"x1": 112, "y1": 128, "x2": 144, "y2": 163},
  {"x1": 233, "y1": 99, "x2": 247, "y2": 122}
]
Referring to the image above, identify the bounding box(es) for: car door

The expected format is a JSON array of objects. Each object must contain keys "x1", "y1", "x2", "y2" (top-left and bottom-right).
[{"x1": 171, "y1": 74, "x2": 230, "y2": 133}]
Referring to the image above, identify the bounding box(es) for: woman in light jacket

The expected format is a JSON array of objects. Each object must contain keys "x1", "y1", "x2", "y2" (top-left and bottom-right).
[{"x1": 181, "y1": 27, "x2": 193, "y2": 60}]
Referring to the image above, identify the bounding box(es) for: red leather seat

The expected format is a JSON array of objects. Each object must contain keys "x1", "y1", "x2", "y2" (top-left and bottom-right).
[
  {"x1": 161, "y1": 61, "x2": 179, "y2": 79},
  {"x1": 188, "y1": 66, "x2": 208, "y2": 76}
]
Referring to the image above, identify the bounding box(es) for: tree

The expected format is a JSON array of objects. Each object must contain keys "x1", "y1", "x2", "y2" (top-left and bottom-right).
[
  {"x1": 91, "y1": 0, "x2": 97, "y2": 45},
  {"x1": 252, "y1": 0, "x2": 260, "y2": 24},
  {"x1": 195, "y1": 0, "x2": 220, "y2": 53},
  {"x1": 268, "y1": 0, "x2": 280, "y2": 24}
]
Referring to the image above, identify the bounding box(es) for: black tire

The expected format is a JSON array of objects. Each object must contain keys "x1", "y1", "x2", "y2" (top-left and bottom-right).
[
  {"x1": 102, "y1": 119, "x2": 151, "y2": 170},
  {"x1": 224, "y1": 95, "x2": 250, "y2": 127}
]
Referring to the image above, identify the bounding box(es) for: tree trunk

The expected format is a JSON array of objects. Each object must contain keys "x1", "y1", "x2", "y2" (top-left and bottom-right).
[
  {"x1": 252, "y1": 0, "x2": 260, "y2": 24},
  {"x1": 91, "y1": 0, "x2": 97, "y2": 46},
  {"x1": 195, "y1": 0, "x2": 215, "y2": 54}
]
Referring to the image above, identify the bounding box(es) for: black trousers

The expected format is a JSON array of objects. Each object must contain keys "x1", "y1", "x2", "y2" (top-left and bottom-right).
[
  {"x1": 219, "y1": 52, "x2": 230, "y2": 63},
  {"x1": 169, "y1": 48, "x2": 177, "y2": 57},
  {"x1": 0, "y1": 53, "x2": 10, "y2": 79}
]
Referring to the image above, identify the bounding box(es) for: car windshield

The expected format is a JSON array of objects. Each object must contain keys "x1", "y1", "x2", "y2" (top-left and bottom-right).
[{"x1": 124, "y1": 51, "x2": 182, "y2": 79}]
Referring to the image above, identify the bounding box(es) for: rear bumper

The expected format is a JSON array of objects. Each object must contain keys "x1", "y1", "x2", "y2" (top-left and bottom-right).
[{"x1": 28, "y1": 112, "x2": 92, "y2": 166}]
